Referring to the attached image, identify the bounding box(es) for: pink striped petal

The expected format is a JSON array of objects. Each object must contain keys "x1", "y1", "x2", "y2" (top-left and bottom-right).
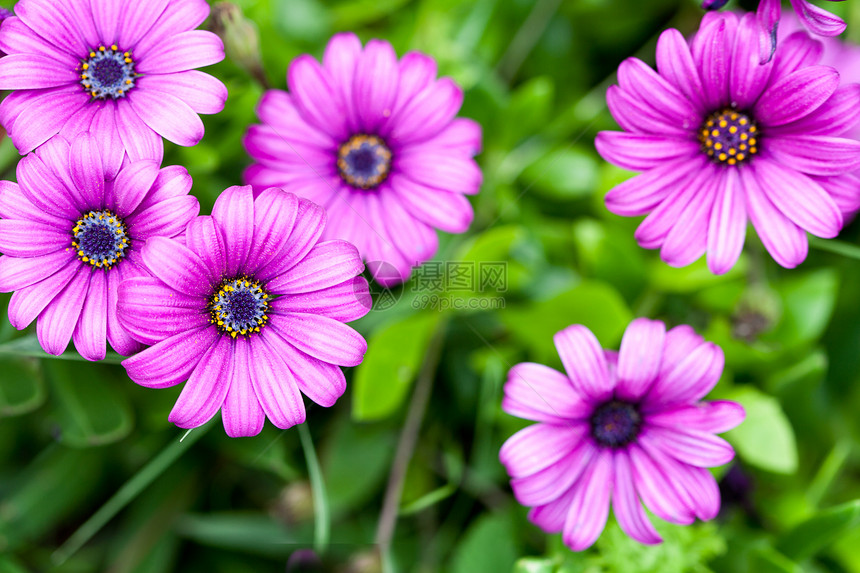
[
  {"x1": 502, "y1": 362, "x2": 593, "y2": 423},
  {"x1": 707, "y1": 168, "x2": 747, "y2": 275},
  {"x1": 612, "y1": 450, "x2": 662, "y2": 545},
  {"x1": 121, "y1": 325, "x2": 219, "y2": 388},
  {"x1": 562, "y1": 452, "x2": 613, "y2": 551},
  {"x1": 221, "y1": 340, "x2": 265, "y2": 437},
  {"x1": 168, "y1": 335, "x2": 232, "y2": 429},
  {"x1": 742, "y1": 166, "x2": 808, "y2": 268},
  {"x1": 268, "y1": 312, "x2": 366, "y2": 367},
  {"x1": 616, "y1": 318, "x2": 665, "y2": 401},
  {"x1": 553, "y1": 325, "x2": 613, "y2": 402},
  {"x1": 36, "y1": 265, "x2": 90, "y2": 356},
  {"x1": 251, "y1": 333, "x2": 307, "y2": 428}
]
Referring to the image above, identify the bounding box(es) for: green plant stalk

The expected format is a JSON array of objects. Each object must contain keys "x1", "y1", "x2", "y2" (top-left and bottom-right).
[
  {"x1": 298, "y1": 422, "x2": 330, "y2": 554},
  {"x1": 51, "y1": 423, "x2": 210, "y2": 565}
]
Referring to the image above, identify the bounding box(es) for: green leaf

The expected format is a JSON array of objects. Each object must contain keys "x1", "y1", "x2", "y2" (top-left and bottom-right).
[
  {"x1": 724, "y1": 386, "x2": 798, "y2": 474},
  {"x1": 352, "y1": 312, "x2": 440, "y2": 421},
  {"x1": 520, "y1": 147, "x2": 598, "y2": 200},
  {"x1": 749, "y1": 546, "x2": 803, "y2": 573},
  {"x1": 46, "y1": 360, "x2": 134, "y2": 448},
  {"x1": 399, "y1": 483, "x2": 457, "y2": 516},
  {"x1": 513, "y1": 557, "x2": 556, "y2": 573},
  {"x1": 501, "y1": 77, "x2": 554, "y2": 144},
  {"x1": 450, "y1": 511, "x2": 519, "y2": 573},
  {"x1": 174, "y1": 513, "x2": 295, "y2": 558},
  {"x1": 0, "y1": 357, "x2": 45, "y2": 417},
  {"x1": 649, "y1": 256, "x2": 748, "y2": 294},
  {"x1": 769, "y1": 269, "x2": 838, "y2": 347},
  {"x1": 500, "y1": 281, "x2": 632, "y2": 364},
  {"x1": 776, "y1": 500, "x2": 860, "y2": 561},
  {"x1": 0, "y1": 334, "x2": 125, "y2": 364}
]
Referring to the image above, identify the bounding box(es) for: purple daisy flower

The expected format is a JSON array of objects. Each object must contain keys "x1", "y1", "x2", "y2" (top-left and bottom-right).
[
  {"x1": 596, "y1": 12, "x2": 860, "y2": 274},
  {"x1": 117, "y1": 185, "x2": 371, "y2": 437},
  {"x1": 243, "y1": 33, "x2": 482, "y2": 286},
  {"x1": 0, "y1": 0, "x2": 227, "y2": 176},
  {"x1": 0, "y1": 133, "x2": 200, "y2": 360},
  {"x1": 500, "y1": 319, "x2": 745, "y2": 551}
]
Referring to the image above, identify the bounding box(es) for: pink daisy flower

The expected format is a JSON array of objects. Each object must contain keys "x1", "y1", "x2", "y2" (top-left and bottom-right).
[
  {"x1": 0, "y1": 133, "x2": 200, "y2": 360},
  {"x1": 243, "y1": 33, "x2": 482, "y2": 286},
  {"x1": 0, "y1": 0, "x2": 227, "y2": 176},
  {"x1": 118, "y1": 186, "x2": 371, "y2": 437},
  {"x1": 500, "y1": 319, "x2": 745, "y2": 551},
  {"x1": 596, "y1": 12, "x2": 860, "y2": 274}
]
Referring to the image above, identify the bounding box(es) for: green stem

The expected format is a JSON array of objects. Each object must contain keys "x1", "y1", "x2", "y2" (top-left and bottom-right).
[
  {"x1": 298, "y1": 422, "x2": 330, "y2": 554},
  {"x1": 52, "y1": 423, "x2": 210, "y2": 565},
  {"x1": 809, "y1": 236, "x2": 860, "y2": 261},
  {"x1": 807, "y1": 439, "x2": 853, "y2": 508}
]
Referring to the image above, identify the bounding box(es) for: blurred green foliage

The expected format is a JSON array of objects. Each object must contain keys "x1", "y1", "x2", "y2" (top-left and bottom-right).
[{"x1": 1, "y1": 0, "x2": 860, "y2": 572}]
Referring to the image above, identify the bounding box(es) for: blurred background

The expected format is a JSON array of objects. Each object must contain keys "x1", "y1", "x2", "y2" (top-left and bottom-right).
[{"x1": 2, "y1": 0, "x2": 860, "y2": 571}]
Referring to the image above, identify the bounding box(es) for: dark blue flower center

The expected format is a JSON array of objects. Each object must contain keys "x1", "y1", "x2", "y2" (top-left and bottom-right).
[
  {"x1": 590, "y1": 400, "x2": 641, "y2": 448},
  {"x1": 337, "y1": 134, "x2": 392, "y2": 189},
  {"x1": 72, "y1": 210, "x2": 129, "y2": 269},
  {"x1": 698, "y1": 108, "x2": 759, "y2": 165},
  {"x1": 209, "y1": 277, "x2": 271, "y2": 338},
  {"x1": 80, "y1": 45, "x2": 137, "y2": 100}
]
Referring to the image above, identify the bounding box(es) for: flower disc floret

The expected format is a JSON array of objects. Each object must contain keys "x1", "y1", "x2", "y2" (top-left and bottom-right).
[
  {"x1": 72, "y1": 209, "x2": 129, "y2": 269},
  {"x1": 590, "y1": 400, "x2": 641, "y2": 447},
  {"x1": 209, "y1": 277, "x2": 270, "y2": 338},
  {"x1": 337, "y1": 134, "x2": 392, "y2": 189},
  {"x1": 80, "y1": 45, "x2": 136, "y2": 100},
  {"x1": 698, "y1": 109, "x2": 759, "y2": 165}
]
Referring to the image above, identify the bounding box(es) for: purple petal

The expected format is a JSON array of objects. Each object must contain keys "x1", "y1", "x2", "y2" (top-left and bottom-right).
[
  {"x1": 72, "y1": 269, "x2": 107, "y2": 361},
  {"x1": 386, "y1": 78, "x2": 462, "y2": 145},
  {"x1": 605, "y1": 157, "x2": 702, "y2": 217},
  {"x1": 116, "y1": 0, "x2": 169, "y2": 51},
  {"x1": 529, "y1": 487, "x2": 576, "y2": 534},
  {"x1": 755, "y1": 66, "x2": 839, "y2": 127},
  {"x1": 263, "y1": 329, "x2": 347, "y2": 407},
  {"x1": 354, "y1": 39, "x2": 399, "y2": 133},
  {"x1": 616, "y1": 318, "x2": 666, "y2": 401},
  {"x1": 251, "y1": 333, "x2": 307, "y2": 428},
  {"x1": 8, "y1": 262, "x2": 78, "y2": 329},
  {"x1": 612, "y1": 450, "x2": 662, "y2": 545},
  {"x1": 754, "y1": 159, "x2": 842, "y2": 238},
  {"x1": 70, "y1": 134, "x2": 106, "y2": 208},
  {"x1": 0, "y1": 17, "x2": 79, "y2": 63},
  {"x1": 771, "y1": 31, "x2": 824, "y2": 81},
  {"x1": 0, "y1": 220, "x2": 69, "y2": 257},
  {"x1": 139, "y1": 165, "x2": 193, "y2": 210},
  {"x1": 254, "y1": 90, "x2": 336, "y2": 150},
  {"x1": 511, "y1": 442, "x2": 597, "y2": 507},
  {"x1": 152, "y1": 70, "x2": 227, "y2": 115},
  {"x1": 502, "y1": 362, "x2": 594, "y2": 423},
  {"x1": 646, "y1": 400, "x2": 746, "y2": 434},
  {"x1": 655, "y1": 29, "x2": 705, "y2": 112},
  {"x1": 775, "y1": 85, "x2": 860, "y2": 138},
  {"x1": 818, "y1": 174, "x2": 860, "y2": 217},
  {"x1": 184, "y1": 216, "x2": 227, "y2": 283},
  {"x1": 419, "y1": 117, "x2": 482, "y2": 155},
  {"x1": 36, "y1": 265, "x2": 90, "y2": 356},
  {"x1": 244, "y1": 188, "x2": 299, "y2": 275},
  {"x1": 642, "y1": 426, "x2": 735, "y2": 467},
  {"x1": 322, "y1": 32, "x2": 363, "y2": 133},
  {"x1": 499, "y1": 422, "x2": 587, "y2": 478},
  {"x1": 376, "y1": 188, "x2": 439, "y2": 264},
  {"x1": 2, "y1": 85, "x2": 86, "y2": 154},
  {"x1": 397, "y1": 152, "x2": 482, "y2": 195},
  {"x1": 106, "y1": 262, "x2": 143, "y2": 356},
  {"x1": 0, "y1": 53, "x2": 79, "y2": 89},
  {"x1": 117, "y1": 276, "x2": 208, "y2": 345},
  {"x1": 141, "y1": 237, "x2": 213, "y2": 297},
  {"x1": 266, "y1": 240, "x2": 364, "y2": 295},
  {"x1": 616, "y1": 58, "x2": 699, "y2": 130},
  {"x1": 658, "y1": 325, "x2": 704, "y2": 379},
  {"x1": 129, "y1": 88, "x2": 204, "y2": 147},
  {"x1": 389, "y1": 173, "x2": 474, "y2": 233},
  {"x1": 168, "y1": 335, "x2": 232, "y2": 429},
  {"x1": 707, "y1": 168, "x2": 747, "y2": 275},
  {"x1": 0, "y1": 181, "x2": 69, "y2": 228},
  {"x1": 132, "y1": 0, "x2": 210, "y2": 56},
  {"x1": 15, "y1": 0, "x2": 89, "y2": 56},
  {"x1": 741, "y1": 167, "x2": 808, "y2": 268},
  {"x1": 121, "y1": 325, "x2": 219, "y2": 388},
  {"x1": 388, "y1": 51, "x2": 437, "y2": 123},
  {"x1": 595, "y1": 132, "x2": 699, "y2": 172},
  {"x1": 126, "y1": 195, "x2": 200, "y2": 240},
  {"x1": 115, "y1": 99, "x2": 164, "y2": 164},
  {"x1": 287, "y1": 55, "x2": 348, "y2": 140},
  {"x1": 660, "y1": 171, "x2": 718, "y2": 267},
  {"x1": 645, "y1": 341, "x2": 724, "y2": 409},
  {"x1": 16, "y1": 152, "x2": 79, "y2": 220},
  {"x1": 639, "y1": 439, "x2": 720, "y2": 520},
  {"x1": 212, "y1": 185, "x2": 255, "y2": 276},
  {"x1": 553, "y1": 325, "x2": 613, "y2": 403},
  {"x1": 222, "y1": 339, "x2": 266, "y2": 437},
  {"x1": 136, "y1": 30, "x2": 224, "y2": 74},
  {"x1": 0, "y1": 251, "x2": 75, "y2": 291},
  {"x1": 268, "y1": 312, "x2": 366, "y2": 367},
  {"x1": 634, "y1": 170, "x2": 703, "y2": 250},
  {"x1": 91, "y1": 0, "x2": 121, "y2": 46},
  {"x1": 768, "y1": 136, "x2": 860, "y2": 177},
  {"x1": 790, "y1": 0, "x2": 846, "y2": 36},
  {"x1": 691, "y1": 16, "x2": 730, "y2": 109},
  {"x1": 607, "y1": 86, "x2": 686, "y2": 136},
  {"x1": 628, "y1": 444, "x2": 695, "y2": 525},
  {"x1": 257, "y1": 198, "x2": 327, "y2": 281},
  {"x1": 271, "y1": 276, "x2": 371, "y2": 323},
  {"x1": 730, "y1": 14, "x2": 773, "y2": 110},
  {"x1": 562, "y1": 452, "x2": 613, "y2": 551}
]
